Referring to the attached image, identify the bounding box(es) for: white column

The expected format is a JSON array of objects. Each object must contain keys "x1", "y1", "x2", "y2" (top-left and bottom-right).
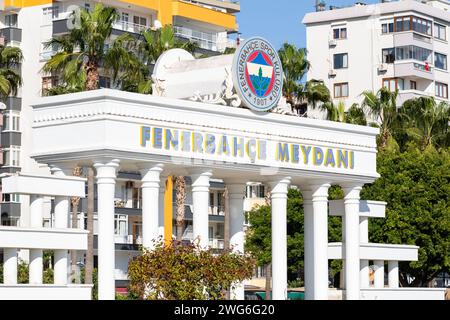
[
  {"x1": 190, "y1": 170, "x2": 212, "y2": 249},
  {"x1": 359, "y1": 216, "x2": 370, "y2": 289},
  {"x1": 227, "y1": 182, "x2": 246, "y2": 300},
  {"x1": 139, "y1": 164, "x2": 164, "y2": 249},
  {"x1": 374, "y1": 260, "x2": 385, "y2": 288},
  {"x1": 29, "y1": 195, "x2": 43, "y2": 284},
  {"x1": 302, "y1": 183, "x2": 330, "y2": 300},
  {"x1": 158, "y1": 175, "x2": 168, "y2": 238},
  {"x1": 3, "y1": 248, "x2": 17, "y2": 284},
  {"x1": 342, "y1": 185, "x2": 363, "y2": 300},
  {"x1": 269, "y1": 177, "x2": 291, "y2": 300},
  {"x1": 388, "y1": 261, "x2": 399, "y2": 288},
  {"x1": 94, "y1": 159, "x2": 120, "y2": 300},
  {"x1": 50, "y1": 165, "x2": 71, "y2": 285}
]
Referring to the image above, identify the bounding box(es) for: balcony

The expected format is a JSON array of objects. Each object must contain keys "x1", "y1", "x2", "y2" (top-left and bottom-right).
[
  {"x1": 174, "y1": 25, "x2": 235, "y2": 53},
  {"x1": 394, "y1": 60, "x2": 434, "y2": 81},
  {"x1": 397, "y1": 89, "x2": 433, "y2": 106},
  {"x1": 209, "y1": 238, "x2": 225, "y2": 250},
  {"x1": 182, "y1": 0, "x2": 241, "y2": 13},
  {"x1": 0, "y1": 27, "x2": 21, "y2": 44},
  {"x1": 393, "y1": 31, "x2": 433, "y2": 50},
  {"x1": 111, "y1": 20, "x2": 148, "y2": 36}
]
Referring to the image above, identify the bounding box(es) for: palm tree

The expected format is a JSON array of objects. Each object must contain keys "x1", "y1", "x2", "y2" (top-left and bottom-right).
[
  {"x1": 401, "y1": 97, "x2": 449, "y2": 150},
  {"x1": 321, "y1": 101, "x2": 367, "y2": 125},
  {"x1": 0, "y1": 44, "x2": 23, "y2": 99},
  {"x1": 42, "y1": 3, "x2": 126, "y2": 91},
  {"x1": 278, "y1": 43, "x2": 310, "y2": 109},
  {"x1": 302, "y1": 79, "x2": 331, "y2": 111},
  {"x1": 361, "y1": 87, "x2": 399, "y2": 148},
  {"x1": 175, "y1": 176, "x2": 187, "y2": 241}
]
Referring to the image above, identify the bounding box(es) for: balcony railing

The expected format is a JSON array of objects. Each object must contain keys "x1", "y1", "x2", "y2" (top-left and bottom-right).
[
  {"x1": 209, "y1": 238, "x2": 225, "y2": 249},
  {"x1": 174, "y1": 25, "x2": 235, "y2": 52},
  {"x1": 112, "y1": 21, "x2": 148, "y2": 34}
]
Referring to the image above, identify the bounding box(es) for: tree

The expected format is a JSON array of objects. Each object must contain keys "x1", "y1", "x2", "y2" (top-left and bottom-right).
[
  {"x1": 175, "y1": 176, "x2": 187, "y2": 241},
  {"x1": 42, "y1": 3, "x2": 127, "y2": 91},
  {"x1": 70, "y1": 166, "x2": 82, "y2": 283},
  {"x1": 0, "y1": 44, "x2": 22, "y2": 99},
  {"x1": 400, "y1": 97, "x2": 449, "y2": 150},
  {"x1": 361, "y1": 147, "x2": 450, "y2": 287},
  {"x1": 84, "y1": 167, "x2": 95, "y2": 289},
  {"x1": 128, "y1": 241, "x2": 254, "y2": 300},
  {"x1": 302, "y1": 79, "x2": 331, "y2": 111},
  {"x1": 278, "y1": 43, "x2": 310, "y2": 109},
  {"x1": 245, "y1": 188, "x2": 344, "y2": 292},
  {"x1": 361, "y1": 87, "x2": 400, "y2": 148},
  {"x1": 321, "y1": 101, "x2": 367, "y2": 125}
]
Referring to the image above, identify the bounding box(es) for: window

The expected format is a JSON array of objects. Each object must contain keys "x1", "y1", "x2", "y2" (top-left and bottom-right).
[
  {"x1": 209, "y1": 192, "x2": 214, "y2": 207},
  {"x1": 3, "y1": 111, "x2": 20, "y2": 132},
  {"x1": 99, "y1": 76, "x2": 111, "y2": 88},
  {"x1": 434, "y1": 23, "x2": 446, "y2": 41},
  {"x1": 383, "y1": 78, "x2": 404, "y2": 91},
  {"x1": 412, "y1": 16, "x2": 432, "y2": 35},
  {"x1": 5, "y1": 14, "x2": 18, "y2": 27},
  {"x1": 246, "y1": 184, "x2": 265, "y2": 199},
  {"x1": 114, "y1": 214, "x2": 128, "y2": 236},
  {"x1": 333, "y1": 27, "x2": 347, "y2": 39},
  {"x1": 334, "y1": 82, "x2": 349, "y2": 98},
  {"x1": 2, "y1": 193, "x2": 20, "y2": 203},
  {"x1": 410, "y1": 81, "x2": 417, "y2": 90},
  {"x1": 333, "y1": 53, "x2": 348, "y2": 69},
  {"x1": 3, "y1": 146, "x2": 20, "y2": 167},
  {"x1": 395, "y1": 16, "x2": 411, "y2": 32},
  {"x1": 42, "y1": 6, "x2": 59, "y2": 24},
  {"x1": 85, "y1": 3, "x2": 91, "y2": 11},
  {"x1": 381, "y1": 22, "x2": 394, "y2": 34},
  {"x1": 42, "y1": 76, "x2": 59, "y2": 93},
  {"x1": 435, "y1": 82, "x2": 448, "y2": 98},
  {"x1": 395, "y1": 16, "x2": 432, "y2": 36},
  {"x1": 121, "y1": 12, "x2": 129, "y2": 28},
  {"x1": 217, "y1": 191, "x2": 224, "y2": 213},
  {"x1": 435, "y1": 52, "x2": 447, "y2": 70},
  {"x1": 395, "y1": 45, "x2": 432, "y2": 63},
  {"x1": 382, "y1": 48, "x2": 395, "y2": 63}
]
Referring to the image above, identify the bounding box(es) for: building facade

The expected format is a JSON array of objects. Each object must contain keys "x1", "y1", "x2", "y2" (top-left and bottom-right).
[
  {"x1": 0, "y1": 0, "x2": 240, "y2": 290},
  {"x1": 303, "y1": 0, "x2": 450, "y2": 118}
]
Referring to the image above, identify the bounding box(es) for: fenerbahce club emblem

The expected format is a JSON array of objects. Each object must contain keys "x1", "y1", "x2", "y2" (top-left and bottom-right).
[{"x1": 232, "y1": 37, "x2": 283, "y2": 112}]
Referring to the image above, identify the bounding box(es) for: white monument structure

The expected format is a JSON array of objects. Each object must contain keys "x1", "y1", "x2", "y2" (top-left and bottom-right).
[{"x1": 0, "y1": 37, "x2": 445, "y2": 300}]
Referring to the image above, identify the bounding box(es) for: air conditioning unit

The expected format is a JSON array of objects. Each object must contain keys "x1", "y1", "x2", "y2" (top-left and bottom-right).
[
  {"x1": 328, "y1": 69, "x2": 337, "y2": 76},
  {"x1": 378, "y1": 63, "x2": 388, "y2": 72},
  {"x1": 328, "y1": 39, "x2": 337, "y2": 47}
]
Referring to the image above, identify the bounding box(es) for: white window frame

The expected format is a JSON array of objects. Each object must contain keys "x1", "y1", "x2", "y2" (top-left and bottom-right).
[
  {"x1": 114, "y1": 214, "x2": 128, "y2": 236},
  {"x1": 2, "y1": 193, "x2": 20, "y2": 203},
  {"x1": 3, "y1": 110, "x2": 20, "y2": 132},
  {"x1": 434, "y1": 23, "x2": 447, "y2": 41},
  {"x1": 435, "y1": 82, "x2": 448, "y2": 98},
  {"x1": 3, "y1": 146, "x2": 20, "y2": 167}
]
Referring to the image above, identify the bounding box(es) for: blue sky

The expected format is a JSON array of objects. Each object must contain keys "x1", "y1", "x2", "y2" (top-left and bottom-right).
[{"x1": 236, "y1": 0, "x2": 378, "y2": 49}]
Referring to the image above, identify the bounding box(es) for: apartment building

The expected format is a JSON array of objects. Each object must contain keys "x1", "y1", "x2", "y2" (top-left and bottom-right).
[
  {"x1": 0, "y1": 0, "x2": 240, "y2": 289},
  {"x1": 303, "y1": 0, "x2": 450, "y2": 118}
]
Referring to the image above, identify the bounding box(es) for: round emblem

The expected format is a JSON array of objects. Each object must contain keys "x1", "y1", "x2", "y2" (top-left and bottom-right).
[{"x1": 232, "y1": 37, "x2": 283, "y2": 112}]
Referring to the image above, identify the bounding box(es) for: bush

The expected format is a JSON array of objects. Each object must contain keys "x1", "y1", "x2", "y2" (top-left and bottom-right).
[{"x1": 128, "y1": 240, "x2": 255, "y2": 300}]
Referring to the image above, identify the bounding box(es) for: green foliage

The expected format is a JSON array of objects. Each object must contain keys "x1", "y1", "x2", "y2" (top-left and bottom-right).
[
  {"x1": 80, "y1": 267, "x2": 98, "y2": 300},
  {"x1": 246, "y1": 188, "x2": 343, "y2": 283},
  {"x1": 362, "y1": 147, "x2": 450, "y2": 286},
  {"x1": 128, "y1": 241, "x2": 255, "y2": 300},
  {"x1": 18, "y1": 261, "x2": 29, "y2": 284},
  {"x1": 0, "y1": 44, "x2": 23, "y2": 99}
]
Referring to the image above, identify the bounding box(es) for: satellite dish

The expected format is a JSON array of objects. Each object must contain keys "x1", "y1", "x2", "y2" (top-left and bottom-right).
[
  {"x1": 0, "y1": 102, "x2": 6, "y2": 110},
  {"x1": 154, "y1": 20, "x2": 162, "y2": 30}
]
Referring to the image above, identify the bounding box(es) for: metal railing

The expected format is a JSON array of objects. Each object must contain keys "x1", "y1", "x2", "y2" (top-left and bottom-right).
[{"x1": 112, "y1": 20, "x2": 148, "y2": 34}]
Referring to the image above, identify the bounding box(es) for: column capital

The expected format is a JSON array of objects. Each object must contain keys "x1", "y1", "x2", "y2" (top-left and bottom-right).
[
  {"x1": 139, "y1": 163, "x2": 164, "y2": 184},
  {"x1": 300, "y1": 183, "x2": 331, "y2": 201},
  {"x1": 94, "y1": 159, "x2": 120, "y2": 184},
  {"x1": 49, "y1": 163, "x2": 75, "y2": 176},
  {"x1": 342, "y1": 184, "x2": 363, "y2": 201},
  {"x1": 223, "y1": 181, "x2": 247, "y2": 195},
  {"x1": 190, "y1": 170, "x2": 213, "y2": 190},
  {"x1": 268, "y1": 177, "x2": 291, "y2": 192}
]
